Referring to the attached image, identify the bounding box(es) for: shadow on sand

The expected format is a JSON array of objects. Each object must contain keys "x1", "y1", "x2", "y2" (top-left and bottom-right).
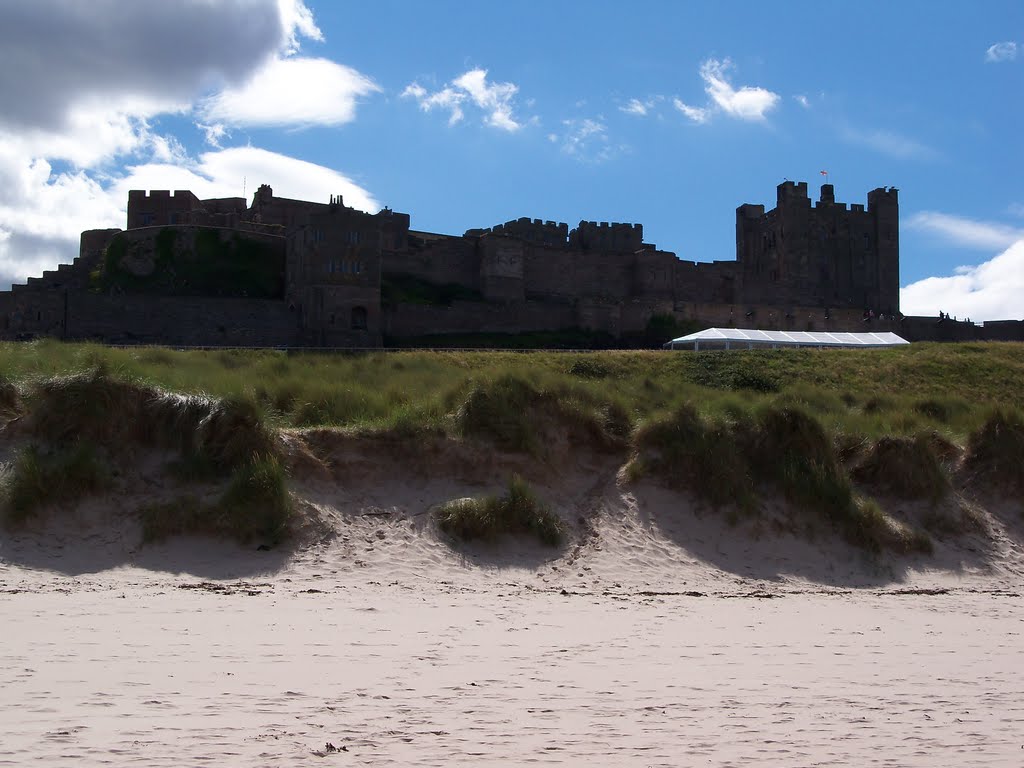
[{"x1": 620, "y1": 480, "x2": 1000, "y2": 589}]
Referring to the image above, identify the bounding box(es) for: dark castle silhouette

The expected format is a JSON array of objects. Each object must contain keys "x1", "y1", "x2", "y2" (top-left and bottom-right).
[{"x1": 1, "y1": 180, "x2": 1019, "y2": 345}]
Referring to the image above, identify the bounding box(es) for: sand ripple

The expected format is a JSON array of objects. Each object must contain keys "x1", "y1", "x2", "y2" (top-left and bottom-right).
[{"x1": 1, "y1": 585, "x2": 1022, "y2": 766}]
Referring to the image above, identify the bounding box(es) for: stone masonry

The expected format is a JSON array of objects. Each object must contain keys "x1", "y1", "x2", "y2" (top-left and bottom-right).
[{"x1": 1, "y1": 179, "x2": 1009, "y2": 346}]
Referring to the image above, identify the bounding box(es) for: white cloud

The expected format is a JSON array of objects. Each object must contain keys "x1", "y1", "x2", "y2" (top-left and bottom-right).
[
  {"x1": 620, "y1": 97, "x2": 662, "y2": 117},
  {"x1": 699, "y1": 59, "x2": 779, "y2": 122},
  {"x1": 196, "y1": 122, "x2": 230, "y2": 148},
  {"x1": 277, "y1": 0, "x2": 323, "y2": 54},
  {"x1": 985, "y1": 42, "x2": 1018, "y2": 63},
  {"x1": 907, "y1": 211, "x2": 1024, "y2": 250},
  {"x1": 901, "y1": 239, "x2": 1024, "y2": 321},
  {"x1": 794, "y1": 94, "x2": 810, "y2": 109},
  {"x1": 0, "y1": 0, "x2": 382, "y2": 287},
  {"x1": 402, "y1": 69, "x2": 526, "y2": 131},
  {"x1": 554, "y1": 118, "x2": 624, "y2": 163},
  {"x1": 673, "y1": 98, "x2": 710, "y2": 124},
  {"x1": 200, "y1": 57, "x2": 379, "y2": 128},
  {"x1": 621, "y1": 99, "x2": 650, "y2": 116},
  {"x1": 672, "y1": 58, "x2": 778, "y2": 125},
  {"x1": 0, "y1": 0, "x2": 290, "y2": 135}
]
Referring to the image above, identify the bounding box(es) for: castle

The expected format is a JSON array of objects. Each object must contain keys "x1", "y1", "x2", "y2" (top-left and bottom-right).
[{"x1": 1, "y1": 179, "x2": 1018, "y2": 346}]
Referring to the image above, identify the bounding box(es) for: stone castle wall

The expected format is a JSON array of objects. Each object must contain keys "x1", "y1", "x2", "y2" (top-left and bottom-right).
[{"x1": 2, "y1": 180, "x2": 1019, "y2": 347}]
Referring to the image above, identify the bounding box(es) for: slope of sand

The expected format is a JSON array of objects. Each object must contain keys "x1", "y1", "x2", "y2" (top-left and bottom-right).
[{"x1": 2, "y1": 438, "x2": 1024, "y2": 765}]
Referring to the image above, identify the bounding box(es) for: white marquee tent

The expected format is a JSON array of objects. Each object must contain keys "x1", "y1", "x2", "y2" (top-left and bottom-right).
[{"x1": 664, "y1": 328, "x2": 910, "y2": 351}]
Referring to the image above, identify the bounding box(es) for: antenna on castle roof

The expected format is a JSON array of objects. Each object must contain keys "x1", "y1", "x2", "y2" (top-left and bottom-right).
[{"x1": 243, "y1": 176, "x2": 246, "y2": 199}]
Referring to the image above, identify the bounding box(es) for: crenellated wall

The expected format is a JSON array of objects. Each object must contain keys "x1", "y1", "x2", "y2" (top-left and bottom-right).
[{"x1": 10, "y1": 179, "x2": 988, "y2": 348}]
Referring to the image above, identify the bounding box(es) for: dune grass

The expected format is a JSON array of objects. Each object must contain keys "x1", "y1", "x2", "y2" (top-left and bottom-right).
[
  {"x1": 962, "y1": 409, "x2": 1024, "y2": 493},
  {"x1": 851, "y1": 435, "x2": 950, "y2": 501},
  {"x1": 1, "y1": 340, "x2": 1023, "y2": 549},
  {"x1": 434, "y1": 475, "x2": 564, "y2": 547},
  {"x1": 0, "y1": 341, "x2": 1021, "y2": 439},
  {"x1": 140, "y1": 455, "x2": 292, "y2": 545},
  {"x1": 2, "y1": 442, "x2": 111, "y2": 525}
]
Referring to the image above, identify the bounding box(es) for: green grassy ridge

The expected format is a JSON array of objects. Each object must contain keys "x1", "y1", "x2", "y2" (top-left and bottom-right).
[
  {"x1": 1, "y1": 341, "x2": 1022, "y2": 552},
  {"x1": 0, "y1": 341, "x2": 1021, "y2": 438}
]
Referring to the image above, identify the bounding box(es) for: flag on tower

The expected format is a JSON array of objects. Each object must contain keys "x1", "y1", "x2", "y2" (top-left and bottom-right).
[{"x1": 820, "y1": 170, "x2": 828, "y2": 176}]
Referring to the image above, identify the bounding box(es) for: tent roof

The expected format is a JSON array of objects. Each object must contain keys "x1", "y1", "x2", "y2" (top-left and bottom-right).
[{"x1": 666, "y1": 328, "x2": 909, "y2": 348}]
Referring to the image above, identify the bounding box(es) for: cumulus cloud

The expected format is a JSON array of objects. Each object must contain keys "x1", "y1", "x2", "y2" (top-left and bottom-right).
[
  {"x1": 985, "y1": 42, "x2": 1018, "y2": 63},
  {"x1": 900, "y1": 240, "x2": 1024, "y2": 321},
  {"x1": 673, "y1": 98, "x2": 710, "y2": 124},
  {"x1": 907, "y1": 211, "x2": 1024, "y2": 250},
  {"x1": 200, "y1": 57, "x2": 380, "y2": 128},
  {"x1": 673, "y1": 58, "x2": 779, "y2": 125},
  {"x1": 794, "y1": 94, "x2": 811, "y2": 109},
  {"x1": 699, "y1": 59, "x2": 779, "y2": 121},
  {"x1": 0, "y1": 1, "x2": 380, "y2": 287},
  {"x1": 402, "y1": 69, "x2": 526, "y2": 131},
  {"x1": 0, "y1": 0, "x2": 287, "y2": 135}
]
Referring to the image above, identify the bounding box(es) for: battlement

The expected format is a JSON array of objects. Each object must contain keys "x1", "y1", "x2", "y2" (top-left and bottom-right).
[
  {"x1": 470, "y1": 217, "x2": 570, "y2": 246},
  {"x1": 777, "y1": 181, "x2": 809, "y2": 204},
  {"x1": 570, "y1": 220, "x2": 644, "y2": 252},
  {"x1": 867, "y1": 187, "x2": 899, "y2": 211},
  {"x1": 127, "y1": 189, "x2": 202, "y2": 202}
]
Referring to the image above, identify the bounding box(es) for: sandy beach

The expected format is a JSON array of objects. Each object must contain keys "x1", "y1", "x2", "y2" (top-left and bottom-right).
[{"x1": 3, "y1": 456, "x2": 1024, "y2": 766}]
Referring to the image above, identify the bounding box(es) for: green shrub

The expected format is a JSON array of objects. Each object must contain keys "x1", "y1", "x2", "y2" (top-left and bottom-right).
[
  {"x1": 141, "y1": 455, "x2": 292, "y2": 544},
  {"x1": 454, "y1": 374, "x2": 619, "y2": 454},
  {"x1": 2, "y1": 442, "x2": 110, "y2": 525},
  {"x1": 748, "y1": 405, "x2": 852, "y2": 517},
  {"x1": 963, "y1": 409, "x2": 1024, "y2": 492},
  {"x1": 630, "y1": 403, "x2": 754, "y2": 510},
  {"x1": 434, "y1": 475, "x2": 563, "y2": 546},
  {"x1": 851, "y1": 435, "x2": 950, "y2": 500}
]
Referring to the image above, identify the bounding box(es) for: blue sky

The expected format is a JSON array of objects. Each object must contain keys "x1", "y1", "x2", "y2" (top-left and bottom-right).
[{"x1": 1, "y1": 0, "x2": 1022, "y2": 319}]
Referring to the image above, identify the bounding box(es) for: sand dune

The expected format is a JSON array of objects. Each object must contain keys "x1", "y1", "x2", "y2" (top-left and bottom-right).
[{"x1": 2, "y1": 440, "x2": 1024, "y2": 765}]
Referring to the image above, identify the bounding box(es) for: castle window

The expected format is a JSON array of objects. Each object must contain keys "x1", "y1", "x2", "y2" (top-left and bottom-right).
[{"x1": 351, "y1": 306, "x2": 368, "y2": 331}]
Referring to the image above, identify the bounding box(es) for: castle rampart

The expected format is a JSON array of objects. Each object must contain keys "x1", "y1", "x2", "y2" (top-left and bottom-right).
[{"x1": 11, "y1": 178, "x2": 1006, "y2": 347}]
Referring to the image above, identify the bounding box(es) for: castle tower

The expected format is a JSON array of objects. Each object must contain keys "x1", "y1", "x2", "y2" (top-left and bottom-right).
[{"x1": 735, "y1": 181, "x2": 899, "y2": 314}]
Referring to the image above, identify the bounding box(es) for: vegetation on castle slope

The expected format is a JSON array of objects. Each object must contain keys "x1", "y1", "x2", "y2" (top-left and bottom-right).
[
  {"x1": 0, "y1": 340, "x2": 1022, "y2": 551},
  {"x1": 91, "y1": 228, "x2": 284, "y2": 298}
]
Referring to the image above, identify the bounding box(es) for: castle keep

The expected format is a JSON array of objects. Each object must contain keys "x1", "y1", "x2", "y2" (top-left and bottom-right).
[{"x1": 0, "y1": 181, "x2": 915, "y2": 346}]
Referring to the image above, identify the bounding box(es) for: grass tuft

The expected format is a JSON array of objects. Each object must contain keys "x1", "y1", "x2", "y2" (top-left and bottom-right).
[
  {"x1": 141, "y1": 454, "x2": 292, "y2": 544},
  {"x1": 454, "y1": 374, "x2": 621, "y2": 454},
  {"x1": 851, "y1": 435, "x2": 950, "y2": 501},
  {"x1": 748, "y1": 405, "x2": 852, "y2": 518},
  {"x1": 630, "y1": 403, "x2": 754, "y2": 510},
  {"x1": 2, "y1": 442, "x2": 110, "y2": 525},
  {"x1": 962, "y1": 409, "x2": 1024, "y2": 492},
  {"x1": 434, "y1": 475, "x2": 563, "y2": 547}
]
